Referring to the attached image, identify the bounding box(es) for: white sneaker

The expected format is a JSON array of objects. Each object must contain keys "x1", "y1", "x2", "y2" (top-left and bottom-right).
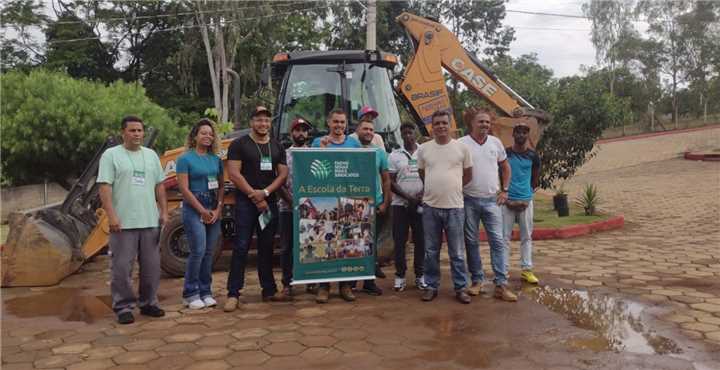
[
  {"x1": 415, "y1": 276, "x2": 428, "y2": 290},
  {"x1": 393, "y1": 277, "x2": 406, "y2": 292},
  {"x1": 202, "y1": 296, "x2": 217, "y2": 307},
  {"x1": 183, "y1": 298, "x2": 205, "y2": 310}
]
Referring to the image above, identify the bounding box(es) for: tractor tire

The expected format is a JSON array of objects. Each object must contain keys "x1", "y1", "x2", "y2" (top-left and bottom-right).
[{"x1": 159, "y1": 208, "x2": 223, "y2": 277}]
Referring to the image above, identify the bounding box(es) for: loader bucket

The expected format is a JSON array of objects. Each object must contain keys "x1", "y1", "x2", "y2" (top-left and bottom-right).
[{"x1": 2, "y1": 207, "x2": 89, "y2": 287}]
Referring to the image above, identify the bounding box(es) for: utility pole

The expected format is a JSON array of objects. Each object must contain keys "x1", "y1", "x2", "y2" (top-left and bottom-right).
[{"x1": 366, "y1": 0, "x2": 376, "y2": 50}]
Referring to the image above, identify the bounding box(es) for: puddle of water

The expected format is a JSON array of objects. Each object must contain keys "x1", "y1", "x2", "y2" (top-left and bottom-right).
[
  {"x1": 524, "y1": 285, "x2": 682, "y2": 355},
  {"x1": 3, "y1": 287, "x2": 113, "y2": 323}
]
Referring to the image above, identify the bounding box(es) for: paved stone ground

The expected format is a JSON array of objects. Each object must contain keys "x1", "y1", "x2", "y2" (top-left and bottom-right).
[{"x1": 2, "y1": 130, "x2": 720, "y2": 369}]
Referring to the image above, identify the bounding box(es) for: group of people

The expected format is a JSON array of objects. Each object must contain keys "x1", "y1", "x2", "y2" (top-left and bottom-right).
[{"x1": 97, "y1": 104, "x2": 540, "y2": 324}]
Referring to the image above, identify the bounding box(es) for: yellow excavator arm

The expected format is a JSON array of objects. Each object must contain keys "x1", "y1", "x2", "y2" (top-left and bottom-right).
[{"x1": 396, "y1": 12, "x2": 550, "y2": 146}]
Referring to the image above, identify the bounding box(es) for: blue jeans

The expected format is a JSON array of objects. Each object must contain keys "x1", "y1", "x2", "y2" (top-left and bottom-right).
[
  {"x1": 182, "y1": 191, "x2": 221, "y2": 301},
  {"x1": 227, "y1": 194, "x2": 279, "y2": 298},
  {"x1": 464, "y1": 195, "x2": 508, "y2": 286},
  {"x1": 422, "y1": 206, "x2": 468, "y2": 291}
]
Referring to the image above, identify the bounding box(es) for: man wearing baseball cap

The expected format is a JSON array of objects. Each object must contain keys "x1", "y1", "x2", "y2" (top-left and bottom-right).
[
  {"x1": 350, "y1": 105, "x2": 386, "y2": 150},
  {"x1": 277, "y1": 117, "x2": 313, "y2": 298},
  {"x1": 501, "y1": 121, "x2": 541, "y2": 285},
  {"x1": 224, "y1": 105, "x2": 290, "y2": 311}
]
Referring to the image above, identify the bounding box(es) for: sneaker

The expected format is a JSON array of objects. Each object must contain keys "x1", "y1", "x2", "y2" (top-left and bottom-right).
[
  {"x1": 117, "y1": 311, "x2": 134, "y2": 325},
  {"x1": 202, "y1": 296, "x2": 217, "y2": 307},
  {"x1": 316, "y1": 287, "x2": 329, "y2": 304},
  {"x1": 183, "y1": 298, "x2": 205, "y2": 310},
  {"x1": 421, "y1": 289, "x2": 438, "y2": 302},
  {"x1": 224, "y1": 297, "x2": 239, "y2": 312},
  {"x1": 494, "y1": 285, "x2": 518, "y2": 302},
  {"x1": 456, "y1": 290, "x2": 472, "y2": 304},
  {"x1": 361, "y1": 281, "x2": 383, "y2": 296},
  {"x1": 139, "y1": 305, "x2": 165, "y2": 317},
  {"x1": 340, "y1": 285, "x2": 356, "y2": 302},
  {"x1": 281, "y1": 286, "x2": 293, "y2": 297},
  {"x1": 415, "y1": 276, "x2": 428, "y2": 290},
  {"x1": 467, "y1": 281, "x2": 482, "y2": 296},
  {"x1": 394, "y1": 277, "x2": 406, "y2": 292},
  {"x1": 521, "y1": 270, "x2": 540, "y2": 284},
  {"x1": 262, "y1": 292, "x2": 293, "y2": 302}
]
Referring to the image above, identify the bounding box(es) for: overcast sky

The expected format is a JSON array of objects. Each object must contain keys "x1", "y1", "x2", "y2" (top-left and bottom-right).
[
  {"x1": 503, "y1": 0, "x2": 596, "y2": 77},
  {"x1": 503, "y1": 0, "x2": 597, "y2": 77}
]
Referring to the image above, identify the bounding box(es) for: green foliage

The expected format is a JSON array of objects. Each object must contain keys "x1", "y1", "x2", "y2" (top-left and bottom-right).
[
  {"x1": 575, "y1": 184, "x2": 601, "y2": 216},
  {"x1": 0, "y1": 70, "x2": 183, "y2": 186},
  {"x1": 537, "y1": 73, "x2": 633, "y2": 189},
  {"x1": 44, "y1": 12, "x2": 117, "y2": 83}
]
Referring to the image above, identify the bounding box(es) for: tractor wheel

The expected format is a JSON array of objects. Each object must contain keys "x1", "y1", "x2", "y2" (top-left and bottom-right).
[{"x1": 159, "y1": 208, "x2": 223, "y2": 277}]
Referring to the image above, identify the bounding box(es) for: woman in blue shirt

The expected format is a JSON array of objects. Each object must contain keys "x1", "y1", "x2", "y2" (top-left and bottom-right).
[{"x1": 177, "y1": 119, "x2": 224, "y2": 310}]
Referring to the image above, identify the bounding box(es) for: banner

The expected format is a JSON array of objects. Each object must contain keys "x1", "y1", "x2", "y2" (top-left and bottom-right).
[{"x1": 291, "y1": 148, "x2": 377, "y2": 284}]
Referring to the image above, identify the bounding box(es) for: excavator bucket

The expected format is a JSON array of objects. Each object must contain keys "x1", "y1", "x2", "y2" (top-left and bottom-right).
[
  {"x1": 1, "y1": 136, "x2": 123, "y2": 287},
  {"x1": 494, "y1": 116, "x2": 544, "y2": 149},
  {"x1": 2, "y1": 208, "x2": 89, "y2": 286}
]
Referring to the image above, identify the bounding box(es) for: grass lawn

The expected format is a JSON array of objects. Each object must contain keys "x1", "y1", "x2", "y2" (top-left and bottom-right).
[
  {"x1": 531, "y1": 194, "x2": 608, "y2": 228},
  {"x1": 1, "y1": 224, "x2": 8, "y2": 244}
]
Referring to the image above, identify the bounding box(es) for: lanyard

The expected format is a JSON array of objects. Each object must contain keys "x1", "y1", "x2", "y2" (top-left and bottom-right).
[
  {"x1": 123, "y1": 148, "x2": 146, "y2": 173},
  {"x1": 195, "y1": 150, "x2": 216, "y2": 175},
  {"x1": 253, "y1": 139, "x2": 271, "y2": 159}
]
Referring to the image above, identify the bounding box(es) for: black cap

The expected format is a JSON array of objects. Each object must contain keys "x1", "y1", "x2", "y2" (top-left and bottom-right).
[{"x1": 250, "y1": 106, "x2": 271, "y2": 119}]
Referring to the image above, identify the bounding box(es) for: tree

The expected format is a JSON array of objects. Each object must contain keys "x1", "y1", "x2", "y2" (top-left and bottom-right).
[
  {"x1": 0, "y1": 70, "x2": 183, "y2": 187},
  {"x1": 537, "y1": 74, "x2": 633, "y2": 188},
  {"x1": 0, "y1": 0, "x2": 48, "y2": 71},
  {"x1": 582, "y1": 0, "x2": 638, "y2": 95},
  {"x1": 44, "y1": 11, "x2": 117, "y2": 82}
]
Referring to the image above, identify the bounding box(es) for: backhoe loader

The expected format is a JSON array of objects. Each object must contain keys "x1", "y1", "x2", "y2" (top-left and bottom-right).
[{"x1": 2, "y1": 12, "x2": 549, "y2": 287}]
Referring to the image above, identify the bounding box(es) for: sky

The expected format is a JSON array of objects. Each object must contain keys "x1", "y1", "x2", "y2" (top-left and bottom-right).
[{"x1": 503, "y1": 0, "x2": 597, "y2": 77}]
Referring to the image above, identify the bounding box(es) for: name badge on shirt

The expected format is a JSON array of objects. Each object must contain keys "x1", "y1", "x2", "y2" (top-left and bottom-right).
[
  {"x1": 260, "y1": 156, "x2": 272, "y2": 171},
  {"x1": 409, "y1": 159, "x2": 418, "y2": 172},
  {"x1": 208, "y1": 175, "x2": 219, "y2": 190},
  {"x1": 131, "y1": 170, "x2": 146, "y2": 186}
]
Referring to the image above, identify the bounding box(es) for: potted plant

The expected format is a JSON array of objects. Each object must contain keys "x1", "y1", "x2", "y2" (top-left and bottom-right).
[
  {"x1": 553, "y1": 184, "x2": 569, "y2": 217},
  {"x1": 576, "y1": 184, "x2": 600, "y2": 216}
]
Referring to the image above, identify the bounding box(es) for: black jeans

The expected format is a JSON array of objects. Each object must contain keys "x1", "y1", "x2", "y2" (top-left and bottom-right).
[
  {"x1": 392, "y1": 204, "x2": 425, "y2": 278},
  {"x1": 227, "y1": 195, "x2": 279, "y2": 298},
  {"x1": 278, "y1": 211, "x2": 293, "y2": 287}
]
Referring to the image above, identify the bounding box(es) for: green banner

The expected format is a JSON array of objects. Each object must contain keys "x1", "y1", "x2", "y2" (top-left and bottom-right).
[{"x1": 291, "y1": 148, "x2": 377, "y2": 284}]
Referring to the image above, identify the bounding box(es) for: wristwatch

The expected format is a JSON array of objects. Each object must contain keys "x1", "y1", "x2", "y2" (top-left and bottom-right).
[
  {"x1": 502, "y1": 187, "x2": 509, "y2": 192},
  {"x1": 263, "y1": 189, "x2": 270, "y2": 197}
]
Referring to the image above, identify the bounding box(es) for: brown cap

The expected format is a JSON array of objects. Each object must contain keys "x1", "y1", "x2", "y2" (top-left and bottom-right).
[
  {"x1": 250, "y1": 106, "x2": 271, "y2": 119},
  {"x1": 290, "y1": 117, "x2": 312, "y2": 131}
]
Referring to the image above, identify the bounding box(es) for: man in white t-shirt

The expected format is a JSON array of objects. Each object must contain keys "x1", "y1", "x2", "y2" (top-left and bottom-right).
[
  {"x1": 458, "y1": 107, "x2": 517, "y2": 302},
  {"x1": 417, "y1": 110, "x2": 474, "y2": 304}
]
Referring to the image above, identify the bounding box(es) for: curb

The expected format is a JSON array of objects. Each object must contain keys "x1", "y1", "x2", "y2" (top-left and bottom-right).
[
  {"x1": 684, "y1": 151, "x2": 720, "y2": 162},
  {"x1": 478, "y1": 215, "x2": 625, "y2": 241}
]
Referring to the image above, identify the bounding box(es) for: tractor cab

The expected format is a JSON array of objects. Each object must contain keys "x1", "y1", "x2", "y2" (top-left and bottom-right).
[{"x1": 271, "y1": 50, "x2": 402, "y2": 150}]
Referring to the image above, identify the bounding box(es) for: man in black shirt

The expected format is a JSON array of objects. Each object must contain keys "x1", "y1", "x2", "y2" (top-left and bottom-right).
[{"x1": 224, "y1": 106, "x2": 289, "y2": 312}]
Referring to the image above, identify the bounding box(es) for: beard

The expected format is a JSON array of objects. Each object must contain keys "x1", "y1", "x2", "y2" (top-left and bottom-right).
[{"x1": 293, "y1": 136, "x2": 307, "y2": 146}]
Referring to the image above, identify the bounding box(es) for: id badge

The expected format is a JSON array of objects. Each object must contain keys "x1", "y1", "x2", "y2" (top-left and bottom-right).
[
  {"x1": 131, "y1": 170, "x2": 146, "y2": 186},
  {"x1": 409, "y1": 159, "x2": 418, "y2": 172},
  {"x1": 207, "y1": 175, "x2": 219, "y2": 190},
  {"x1": 260, "y1": 156, "x2": 272, "y2": 171}
]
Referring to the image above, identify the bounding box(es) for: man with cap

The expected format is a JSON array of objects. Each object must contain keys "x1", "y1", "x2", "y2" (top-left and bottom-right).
[
  {"x1": 350, "y1": 106, "x2": 386, "y2": 150},
  {"x1": 224, "y1": 106, "x2": 290, "y2": 312},
  {"x1": 502, "y1": 121, "x2": 541, "y2": 284},
  {"x1": 277, "y1": 117, "x2": 312, "y2": 298}
]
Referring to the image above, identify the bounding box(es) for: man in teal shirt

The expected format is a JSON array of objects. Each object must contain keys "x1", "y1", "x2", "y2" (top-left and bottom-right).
[
  {"x1": 354, "y1": 118, "x2": 391, "y2": 295},
  {"x1": 98, "y1": 116, "x2": 168, "y2": 324}
]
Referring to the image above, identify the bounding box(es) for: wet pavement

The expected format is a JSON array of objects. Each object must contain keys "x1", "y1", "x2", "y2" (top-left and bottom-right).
[{"x1": 2, "y1": 132, "x2": 720, "y2": 370}]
